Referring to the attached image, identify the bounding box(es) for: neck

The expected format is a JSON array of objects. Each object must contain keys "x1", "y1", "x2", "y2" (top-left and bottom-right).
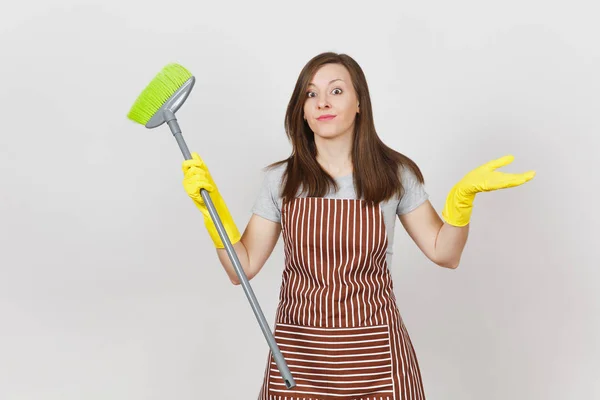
[{"x1": 314, "y1": 132, "x2": 354, "y2": 178}]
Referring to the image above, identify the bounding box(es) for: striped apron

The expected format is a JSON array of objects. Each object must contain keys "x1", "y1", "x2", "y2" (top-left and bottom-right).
[{"x1": 258, "y1": 197, "x2": 426, "y2": 400}]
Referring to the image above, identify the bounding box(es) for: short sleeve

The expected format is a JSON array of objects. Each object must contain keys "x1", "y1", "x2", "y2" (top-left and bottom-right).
[
  {"x1": 251, "y1": 169, "x2": 282, "y2": 223},
  {"x1": 396, "y1": 166, "x2": 429, "y2": 216}
]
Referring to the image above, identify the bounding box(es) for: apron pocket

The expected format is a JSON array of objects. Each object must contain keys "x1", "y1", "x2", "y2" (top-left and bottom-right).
[{"x1": 267, "y1": 323, "x2": 394, "y2": 400}]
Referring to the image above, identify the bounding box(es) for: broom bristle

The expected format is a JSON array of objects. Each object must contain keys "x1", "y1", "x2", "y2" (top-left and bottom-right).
[{"x1": 127, "y1": 63, "x2": 193, "y2": 125}]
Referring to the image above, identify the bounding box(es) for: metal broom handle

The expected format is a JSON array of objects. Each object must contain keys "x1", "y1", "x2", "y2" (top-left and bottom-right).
[{"x1": 164, "y1": 111, "x2": 295, "y2": 390}]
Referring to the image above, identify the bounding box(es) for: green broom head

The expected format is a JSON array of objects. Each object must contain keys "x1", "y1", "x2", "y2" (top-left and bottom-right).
[{"x1": 127, "y1": 63, "x2": 193, "y2": 125}]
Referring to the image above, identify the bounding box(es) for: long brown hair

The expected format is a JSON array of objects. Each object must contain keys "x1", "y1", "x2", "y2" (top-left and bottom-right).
[{"x1": 267, "y1": 52, "x2": 424, "y2": 205}]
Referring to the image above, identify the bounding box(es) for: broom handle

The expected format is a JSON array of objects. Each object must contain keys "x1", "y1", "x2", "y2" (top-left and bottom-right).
[{"x1": 167, "y1": 117, "x2": 296, "y2": 390}]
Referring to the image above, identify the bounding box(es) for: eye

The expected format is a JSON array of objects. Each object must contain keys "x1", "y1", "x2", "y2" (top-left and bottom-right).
[
  {"x1": 306, "y1": 91, "x2": 316, "y2": 98},
  {"x1": 332, "y1": 88, "x2": 342, "y2": 95}
]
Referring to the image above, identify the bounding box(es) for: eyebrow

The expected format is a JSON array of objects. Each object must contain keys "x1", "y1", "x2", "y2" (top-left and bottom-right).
[{"x1": 308, "y1": 79, "x2": 344, "y2": 87}]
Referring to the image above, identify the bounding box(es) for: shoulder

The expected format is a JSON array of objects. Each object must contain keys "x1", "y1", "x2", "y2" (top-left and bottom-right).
[
  {"x1": 251, "y1": 161, "x2": 287, "y2": 222},
  {"x1": 394, "y1": 159, "x2": 428, "y2": 215},
  {"x1": 257, "y1": 160, "x2": 288, "y2": 200},
  {"x1": 264, "y1": 160, "x2": 287, "y2": 179},
  {"x1": 399, "y1": 163, "x2": 421, "y2": 184},
  {"x1": 263, "y1": 161, "x2": 287, "y2": 188},
  {"x1": 386, "y1": 152, "x2": 425, "y2": 197}
]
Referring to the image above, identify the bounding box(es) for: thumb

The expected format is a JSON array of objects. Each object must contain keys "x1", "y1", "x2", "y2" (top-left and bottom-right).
[{"x1": 191, "y1": 152, "x2": 202, "y2": 162}]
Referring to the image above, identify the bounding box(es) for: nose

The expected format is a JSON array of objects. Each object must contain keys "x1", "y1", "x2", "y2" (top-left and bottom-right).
[{"x1": 317, "y1": 95, "x2": 331, "y2": 109}]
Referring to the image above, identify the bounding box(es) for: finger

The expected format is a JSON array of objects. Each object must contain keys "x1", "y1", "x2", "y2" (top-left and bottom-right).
[
  {"x1": 483, "y1": 154, "x2": 515, "y2": 171},
  {"x1": 183, "y1": 171, "x2": 215, "y2": 193},
  {"x1": 491, "y1": 170, "x2": 536, "y2": 189},
  {"x1": 182, "y1": 153, "x2": 206, "y2": 172},
  {"x1": 183, "y1": 165, "x2": 209, "y2": 181},
  {"x1": 512, "y1": 170, "x2": 536, "y2": 185}
]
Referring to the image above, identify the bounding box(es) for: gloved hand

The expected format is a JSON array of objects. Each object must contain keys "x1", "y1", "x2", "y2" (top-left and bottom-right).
[
  {"x1": 442, "y1": 155, "x2": 536, "y2": 227},
  {"x1": 182, "y1": 152, "x2": 241, "y2": 248}
]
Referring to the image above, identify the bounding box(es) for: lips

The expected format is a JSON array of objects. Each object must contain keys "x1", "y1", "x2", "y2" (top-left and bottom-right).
[{"x1": 317, "y1": 114, "x2": 336, "y2": 121}]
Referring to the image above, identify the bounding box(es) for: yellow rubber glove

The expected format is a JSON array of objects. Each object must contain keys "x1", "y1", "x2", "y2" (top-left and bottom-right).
[
  {"x1": 442, "y1": 155, "x2": 536, "y2": 227},
  {"x1": 182, "y1": 152, "x2": 241, "y2": 248}
]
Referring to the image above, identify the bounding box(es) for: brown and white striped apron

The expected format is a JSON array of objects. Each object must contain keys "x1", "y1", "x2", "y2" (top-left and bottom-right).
[{"x1": 258, "y1": 197, "x2": 426, "y2": 400}]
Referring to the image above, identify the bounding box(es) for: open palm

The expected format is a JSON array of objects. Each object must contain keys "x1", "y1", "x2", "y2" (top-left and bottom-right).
[{"x1": 460, "y1": 155, "x2": 536, "y2": 195}]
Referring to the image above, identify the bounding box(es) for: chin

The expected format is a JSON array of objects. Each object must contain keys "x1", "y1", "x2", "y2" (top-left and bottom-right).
[
  {"x1": 314, "y1": 131, "x2": 341, "y2": 140},
  {"x1": 313, "y1": 126, "x2": 341, "y2": 136}
]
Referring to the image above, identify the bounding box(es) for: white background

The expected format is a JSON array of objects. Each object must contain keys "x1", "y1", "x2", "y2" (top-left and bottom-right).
[{"x1": 1, "y1": 0, "x2": 598, "y2": 399}]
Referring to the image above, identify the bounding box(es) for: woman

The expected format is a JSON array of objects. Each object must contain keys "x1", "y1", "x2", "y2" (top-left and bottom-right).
[{"x1": 182, "y1": 52, "x2": 535, "y2": 400}]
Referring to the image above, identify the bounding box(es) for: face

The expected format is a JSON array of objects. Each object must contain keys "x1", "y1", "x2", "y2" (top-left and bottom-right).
[{"x1": 303, "y1": 63, "x2": 360, "y2": 140}]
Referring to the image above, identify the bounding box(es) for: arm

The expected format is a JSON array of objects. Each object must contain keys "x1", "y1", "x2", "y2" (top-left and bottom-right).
[
  {"x1": 217, "y1": 214, "x2": 281, "y2": 285},
  {"x1": 399, "y1": 154, "x2": 535, "y2": 269},
  {"x1": 399, "y1": 201, "x2": 468, "y2": 269},
  {"x1": 181, "y1": 152, "x2": 282, "y2": 284}
]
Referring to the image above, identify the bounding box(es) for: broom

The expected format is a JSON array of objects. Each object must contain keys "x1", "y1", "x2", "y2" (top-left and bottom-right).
[{"x1": 127, "y1": 63, "x2": 295, "y2": 389}]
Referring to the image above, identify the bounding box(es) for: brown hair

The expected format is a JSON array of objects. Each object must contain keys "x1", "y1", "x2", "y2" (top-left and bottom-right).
[{"x1": 267, "y1": 52, "x2": 424, "y2": 205}]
